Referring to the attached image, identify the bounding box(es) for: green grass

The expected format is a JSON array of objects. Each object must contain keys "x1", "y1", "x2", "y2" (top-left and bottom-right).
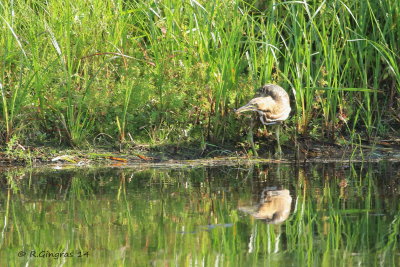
[{"x1": 0, "y1": 0, "x2": 399, "y2": 150}]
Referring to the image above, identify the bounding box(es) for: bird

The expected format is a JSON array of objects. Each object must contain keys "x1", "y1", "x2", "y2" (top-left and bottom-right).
[{"x1": 235, "y1": 84, "x2": 291, "y2": 155}]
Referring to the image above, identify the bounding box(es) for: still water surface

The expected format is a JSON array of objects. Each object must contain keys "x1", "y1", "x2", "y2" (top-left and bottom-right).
[{"x1": 0, "y1": 162, "x2": 399, "y2": 266}]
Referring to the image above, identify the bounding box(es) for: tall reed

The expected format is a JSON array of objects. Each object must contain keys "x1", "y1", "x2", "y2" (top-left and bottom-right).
[{"x1": 0, "y1": 0, "x2": 398, "y2": 148}]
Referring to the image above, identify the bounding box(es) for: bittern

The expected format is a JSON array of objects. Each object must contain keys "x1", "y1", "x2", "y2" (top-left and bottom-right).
[{"x1": 235, "y1": 84, "x2": 291, "y2": 155}]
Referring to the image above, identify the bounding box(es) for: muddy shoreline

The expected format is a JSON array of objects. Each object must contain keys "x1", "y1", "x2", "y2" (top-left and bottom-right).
[{"x1": 1, "y1": 142, "x2": 400, "y2": 169}]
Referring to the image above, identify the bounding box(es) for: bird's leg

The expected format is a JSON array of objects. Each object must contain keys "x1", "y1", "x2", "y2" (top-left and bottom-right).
[
  {"x1": 259, "y1": 114, "x2": 267, "y2": 125},
  {"x1": 248, "y1": 118, "x2": 258, "y2": 157},
  {"x1": 275, "y1": 123, "x2": 282, "y2": 157}
]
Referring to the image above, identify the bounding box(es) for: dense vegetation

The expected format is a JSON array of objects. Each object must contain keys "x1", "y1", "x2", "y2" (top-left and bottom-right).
[{"x1": 1, "y1": 0, "x2": 399, "y2": 152}]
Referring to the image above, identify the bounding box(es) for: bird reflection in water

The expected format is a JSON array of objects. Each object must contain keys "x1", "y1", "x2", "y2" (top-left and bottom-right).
[{"x1": 239, "y1": 188, "x2": 292, "y2": 224}]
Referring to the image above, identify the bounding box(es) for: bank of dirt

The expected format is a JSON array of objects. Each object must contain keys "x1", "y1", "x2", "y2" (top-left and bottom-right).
[{"x1": 1, "y1": 138, "x2": 400, "y2": 168}]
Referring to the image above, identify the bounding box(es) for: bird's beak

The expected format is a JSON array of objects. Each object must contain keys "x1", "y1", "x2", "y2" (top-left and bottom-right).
[{"x1": 234, "y1": 103, "x2": 256, "y2": 114}]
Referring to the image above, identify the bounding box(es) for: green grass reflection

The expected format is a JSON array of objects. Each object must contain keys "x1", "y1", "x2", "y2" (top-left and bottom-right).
[{"x1": 0, "y1": 163, "x2": 399, "y2": 266}]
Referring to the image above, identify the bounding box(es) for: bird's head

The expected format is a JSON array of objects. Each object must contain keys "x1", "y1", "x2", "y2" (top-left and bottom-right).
[{"x1": 234, "y1": 97, "x2": 273, "y2": 114}]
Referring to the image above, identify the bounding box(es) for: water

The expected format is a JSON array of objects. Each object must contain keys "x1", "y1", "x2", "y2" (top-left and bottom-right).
[{"x1": 0, "y1": 162, "x2": 399, "y2": 266}]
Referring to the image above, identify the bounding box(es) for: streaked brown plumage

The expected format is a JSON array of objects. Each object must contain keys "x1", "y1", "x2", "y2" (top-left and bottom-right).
[
  {"x1": 235, "y1": 84, "x2": 291, "y2": 124},
  {"x1": 235, "y1": 84, "x2": 291, "y2": 155}
]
